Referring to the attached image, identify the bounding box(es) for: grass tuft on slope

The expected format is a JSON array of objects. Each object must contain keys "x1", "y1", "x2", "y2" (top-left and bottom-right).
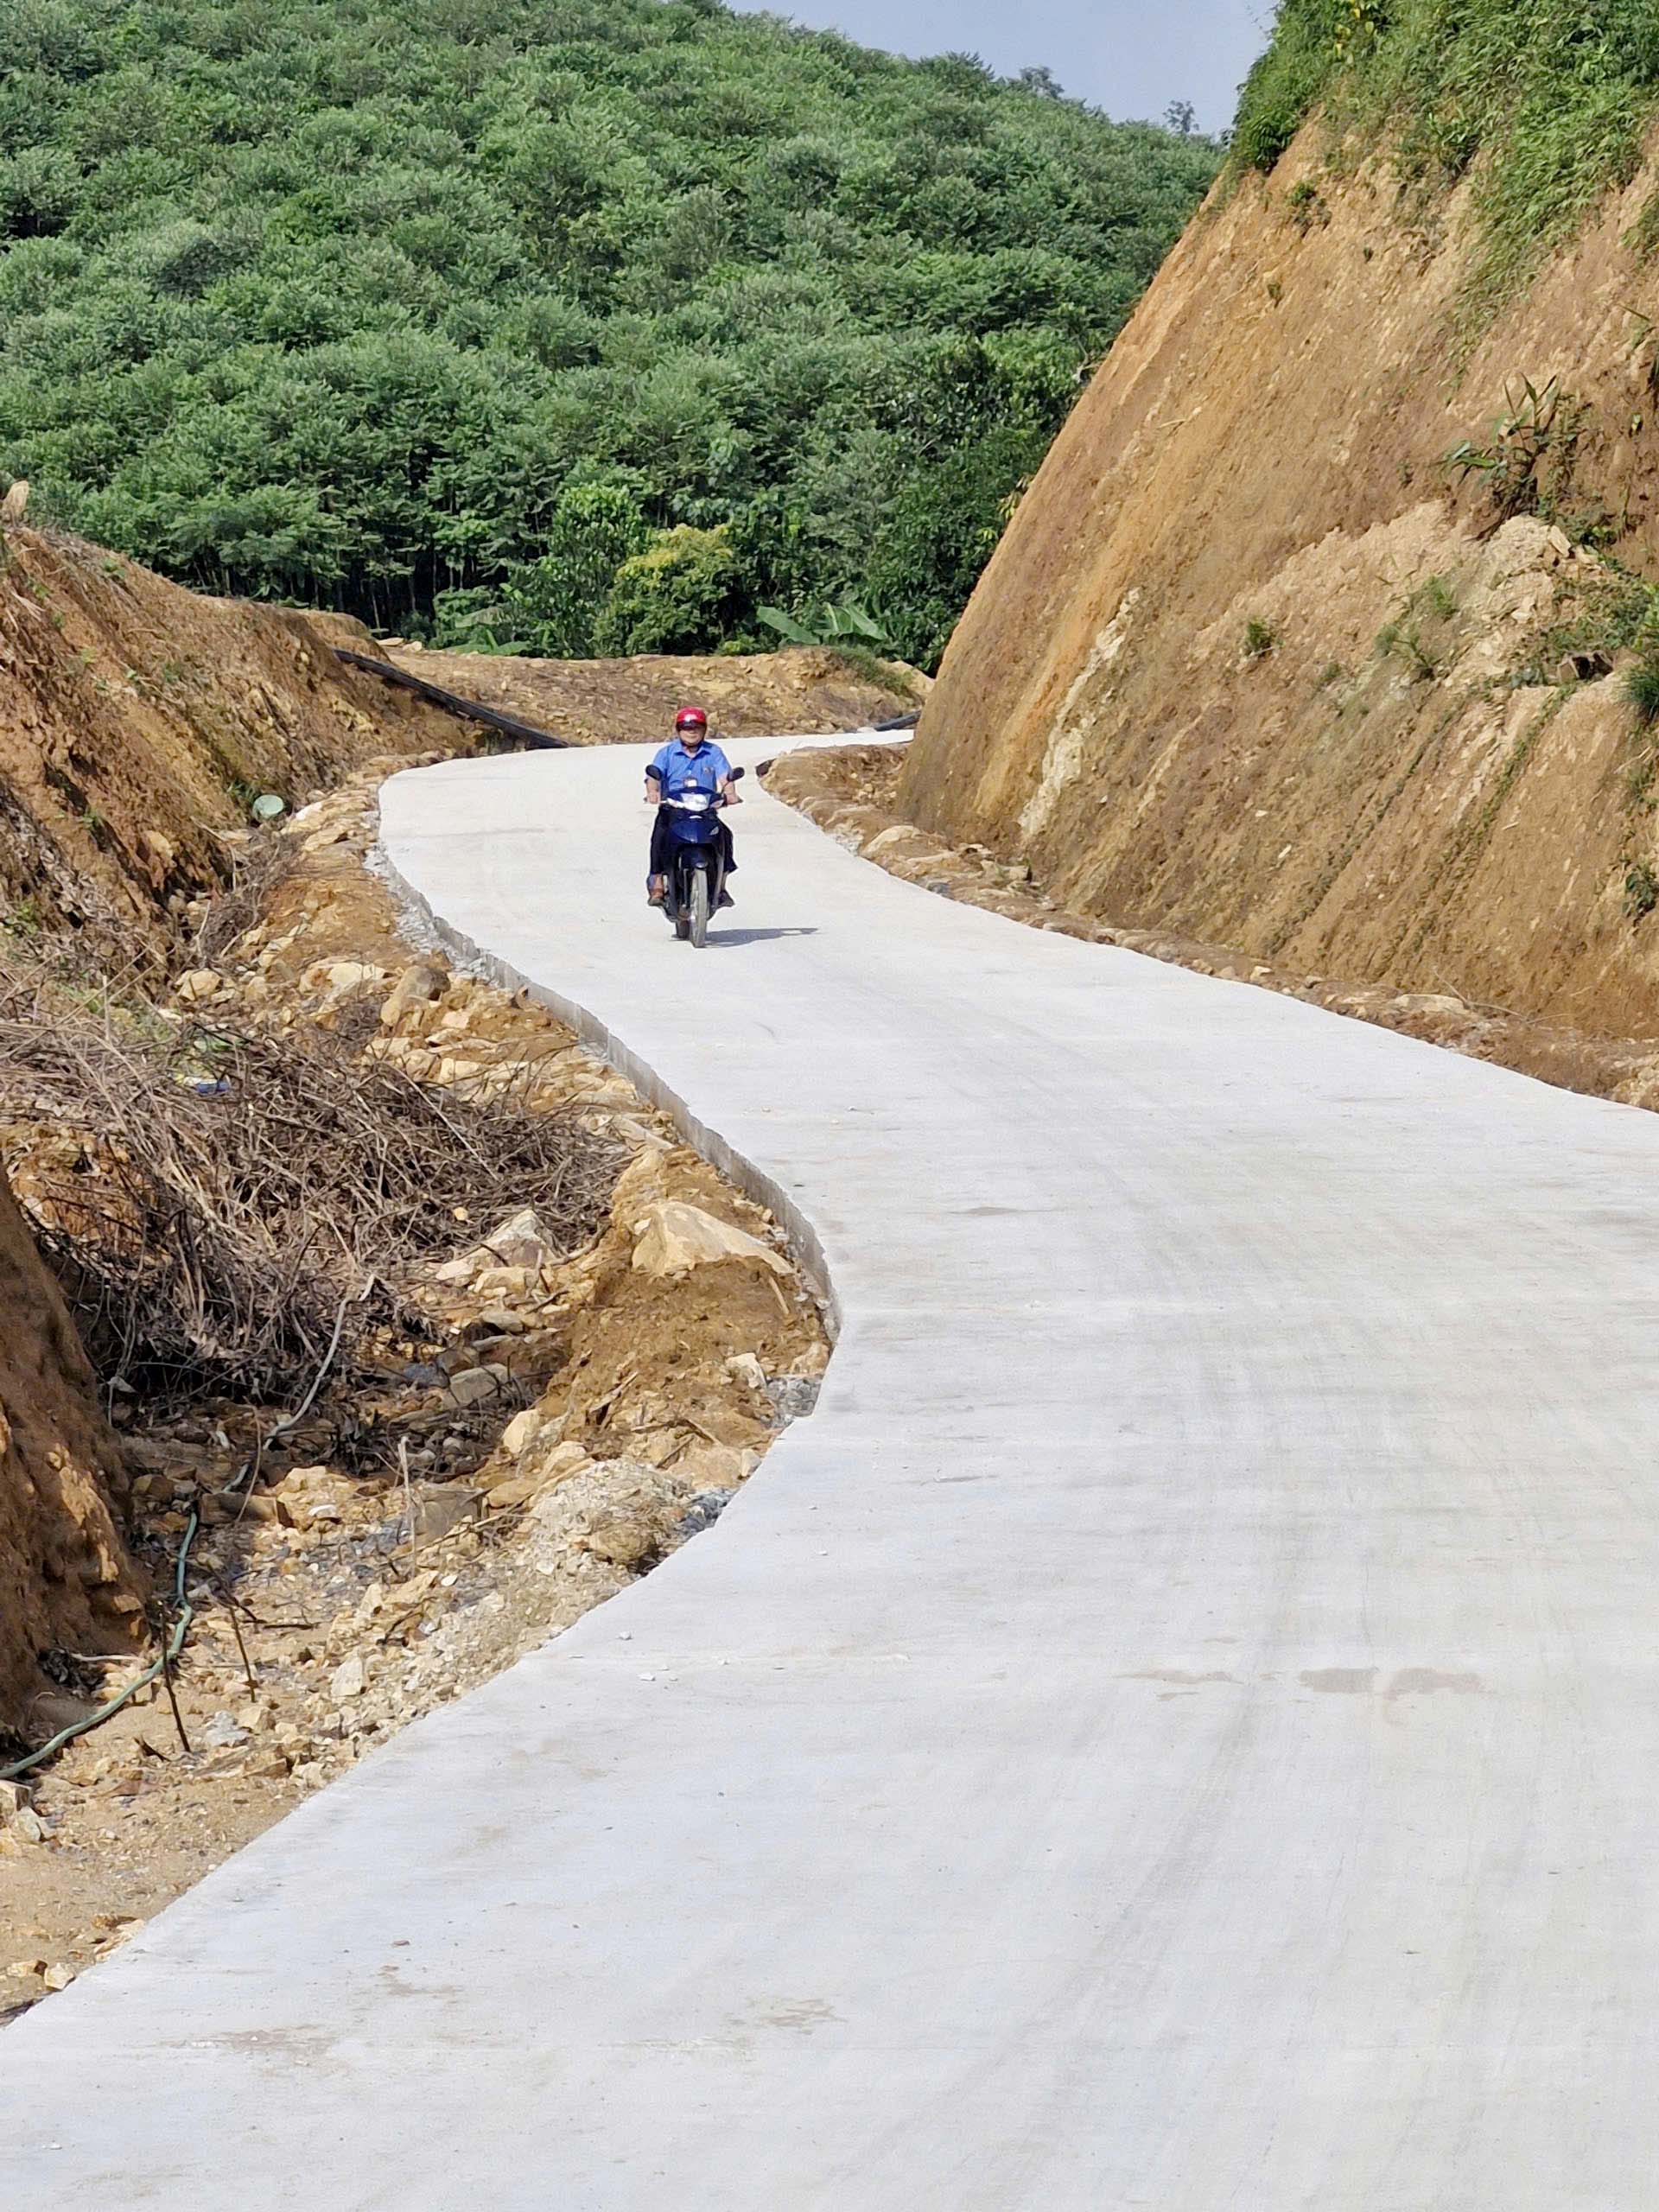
[{"x1": 1234, "y1": 0, "x2": 1659, "y2": 320}]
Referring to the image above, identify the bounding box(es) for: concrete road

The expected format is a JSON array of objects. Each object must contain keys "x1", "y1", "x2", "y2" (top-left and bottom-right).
[{"x1": 10, "y1": 741, "x2": 1659, "y2": 2208}]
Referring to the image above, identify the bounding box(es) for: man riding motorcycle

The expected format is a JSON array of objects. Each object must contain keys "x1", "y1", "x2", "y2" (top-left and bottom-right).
[{"x1": 645, "y1": 707, "x2": 739, "y2": 908}]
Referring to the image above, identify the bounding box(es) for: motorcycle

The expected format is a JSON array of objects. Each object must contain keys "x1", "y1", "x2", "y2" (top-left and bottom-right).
[{"x1": 659, "y1": 767, "x2": 744, "y2": 947}]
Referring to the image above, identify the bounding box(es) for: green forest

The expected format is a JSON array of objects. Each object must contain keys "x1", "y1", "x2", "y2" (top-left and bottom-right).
[{"x1": 0, "y1": 0, "x2": 1218, "y2": 667}]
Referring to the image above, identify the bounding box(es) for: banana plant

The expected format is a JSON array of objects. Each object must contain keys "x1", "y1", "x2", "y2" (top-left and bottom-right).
[{"x1": 756, "y1": 599, "x2": 889, "y2": 649}]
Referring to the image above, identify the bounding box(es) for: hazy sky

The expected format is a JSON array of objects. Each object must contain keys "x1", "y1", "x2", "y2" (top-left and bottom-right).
[{"x1": 732, "y1": 1, "x2": 1272, "y2": 131}]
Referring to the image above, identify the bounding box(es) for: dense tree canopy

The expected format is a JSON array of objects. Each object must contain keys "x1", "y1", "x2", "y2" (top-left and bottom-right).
[{"x1": 0, "y1": 0, "x2": 1219, "y2": 664}]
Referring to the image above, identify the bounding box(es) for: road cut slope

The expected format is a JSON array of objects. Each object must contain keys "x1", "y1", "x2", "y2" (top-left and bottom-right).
[{"x1": 10, "y1": 741, "x2": 1659, "y2": 2209}]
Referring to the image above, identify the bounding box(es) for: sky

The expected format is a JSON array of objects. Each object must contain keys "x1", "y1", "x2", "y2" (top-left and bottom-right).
[{"x1": 731, "y1": 1, "x2": 1273, "y2": 133}]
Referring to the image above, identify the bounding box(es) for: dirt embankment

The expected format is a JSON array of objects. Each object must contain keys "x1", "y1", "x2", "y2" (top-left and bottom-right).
[
  {"x1": 0, "y1": 523, "x2": 460, "y2": 1747},
  {"x1": 0, "y1": 1182, "x2": 142, "y2": 1751},
  {"x1": 905, "y1": 119, "x2": 1659, "y2": 1043},
  {"x1": 380, "y1": 640, "x2": 925, "y2": 746},
  {"x1": 772, "y1": 743, "x2": 1659, "y2": 1112},
  {"x1": 0, "y1": 523, "x2": 451, "y2": 958}
]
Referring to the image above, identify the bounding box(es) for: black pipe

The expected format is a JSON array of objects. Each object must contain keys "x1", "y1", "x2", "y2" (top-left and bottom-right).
[{"x1": 334, "y1": 649, "x2": 571, "y2": 750}]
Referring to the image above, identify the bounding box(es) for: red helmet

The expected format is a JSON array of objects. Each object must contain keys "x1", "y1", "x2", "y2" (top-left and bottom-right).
[{"x1": 675, "y1": 707, "x2": 709, "y2": 734}]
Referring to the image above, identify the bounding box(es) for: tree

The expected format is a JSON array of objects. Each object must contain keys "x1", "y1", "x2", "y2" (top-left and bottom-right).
[
  {"x1": 503, "y1": 486, "x2": 651, "y2": 658},
  {"x1": 598, "y1": 526, "x2": 743, "y2": 656},
  {"x1": 0, "y1": 0, "x2": 1224, "y2": 665}
]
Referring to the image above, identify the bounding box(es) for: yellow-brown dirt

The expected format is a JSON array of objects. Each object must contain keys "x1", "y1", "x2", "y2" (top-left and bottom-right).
[
  {"x1": 382, "y1": 640, "x2": 925, "y2": 746},
  {"x1": 0, "y1": 521, "x2": 459, "y2": 1743},
  {"x1": 0, "y1": 523, "x2": 452, "y2": 957},
  {"x1": 0, "y1": 1180, "x2": 142, "y2": 1745},
  {"x1": 904, "y1": 119, "x2": 1659, "y2": 1042}
]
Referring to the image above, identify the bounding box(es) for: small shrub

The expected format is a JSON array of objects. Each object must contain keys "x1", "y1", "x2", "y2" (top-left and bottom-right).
[
  {"x1": 1286, "y1": 179, "x2": 1329, "y2": 231},
  {"x1": 1376, "y1": 618, "x2": 1439, "y2": 681},
  {"x1": 823, "y1": 642, "x2": 902, "y2": 690},
  {"x1": 1445, "y1": 378, "x2": 1588, "y2": 524},
  {"x1": 1627, "y1": 661, "x2": 1659, "y2": 726},
  {"x1": 597, "y1": 525, "x2": 744, "y2": 658},
  {"x1": 1243, "y1": 618, "x2": 1279, "y2": 661},
  {"x1": 1625, "y1": 860, "x2": 1659, "y2": 920}
]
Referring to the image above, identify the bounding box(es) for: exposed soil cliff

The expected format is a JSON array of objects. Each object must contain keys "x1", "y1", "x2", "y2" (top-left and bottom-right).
[
  {"x1": 0, "y1": 523, "x2": 451, "y2": 959},
  {"x1": 0, "y1": 523, "x2": 467, "y2": 1741},
  {"x1": 0, "y1": 1177, "x2": 140, "y2": 1745},
  {"x1": 904, "y1": 121, "x2": 1659, "y2": 1040}
]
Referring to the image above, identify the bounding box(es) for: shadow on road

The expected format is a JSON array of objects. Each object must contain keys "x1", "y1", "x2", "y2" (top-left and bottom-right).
[{"x1": 707, "y1": 927, "x2": 821, "y2": 947}]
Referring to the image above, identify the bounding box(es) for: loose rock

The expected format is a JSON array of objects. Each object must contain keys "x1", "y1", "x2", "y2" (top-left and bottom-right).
[
  {"x1": 631, "y1": 1201, "x2": 791, "y2": 1281},
  {"x1": 175, "y1": 969, "x2": 225, "y2": 1004}
]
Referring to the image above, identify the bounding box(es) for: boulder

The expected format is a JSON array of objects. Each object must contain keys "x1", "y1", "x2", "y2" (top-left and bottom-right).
[
  {"x1": 448, "y1": 1365, "x2": 506, "y2": 1408},
  {"x1": 499, "y1": 1408, "x2": 546, "y2": 1460},
  {"x1": 407, "y1": 1484, "x2": 481, "y2": 1544},
  {"x1": 581, "y1": 1515, "x2": 660, "y2": 1571},
  {"x1": 630, "y1": 1201, "x2": 790, "y2": 1281},
  {"x1": 480, "y1": 1439, "x2": 588, "y2": 1498},
  {"x1": 323, "y1": 960, "x2": 386, "y2": 995},
  {"x1": 379, "y1": 963, "x2": 445, "y2": 1029},
  {"x1": 673, "y1": 1440, "x2": 755, "y2": 1488},
  {"x1": 174, "y1": 969, "x2": 225, "y2": 1005},
  {"x1": 482, "y1": 1207, "x2": 556, "y2": 1271},
  {"x1": 271, "y1": 1463, "x2": 353, "y2": 1530},
  {"x1": 482, "y1": 1475, "x2": 542, "y2": 1510},
  {"x1": 533, "y1": 1440, "x2": 592, "y2": 1489}
]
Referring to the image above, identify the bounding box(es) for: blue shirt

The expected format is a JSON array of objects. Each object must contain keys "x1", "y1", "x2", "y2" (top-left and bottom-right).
[{"x1": 648, "y1": 737, "x2": 732, "y2": 799}]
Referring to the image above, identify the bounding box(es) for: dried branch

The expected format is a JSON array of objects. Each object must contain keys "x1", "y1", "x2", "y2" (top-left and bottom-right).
[{"x1": 0, "y1": 1007, "x2": 621, "y2": 1405}]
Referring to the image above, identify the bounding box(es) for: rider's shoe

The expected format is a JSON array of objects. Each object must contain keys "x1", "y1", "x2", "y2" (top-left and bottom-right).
[
  {"x1": 647, "y1": 878, "x2": 666, "y2": 906},
  {"x1": 716, "y1": 889, "x2": 735, "y2": 910}
]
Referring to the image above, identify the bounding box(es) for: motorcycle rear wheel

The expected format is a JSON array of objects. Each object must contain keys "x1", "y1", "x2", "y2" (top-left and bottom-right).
[{"x1": 689, "y1": 867, "x2": 710, "y2": 949}]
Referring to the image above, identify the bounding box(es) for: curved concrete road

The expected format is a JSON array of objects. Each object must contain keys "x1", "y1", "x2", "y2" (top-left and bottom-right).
[{"x1": 10, "y1": 741, "x2": 1659, "y2": 2208}]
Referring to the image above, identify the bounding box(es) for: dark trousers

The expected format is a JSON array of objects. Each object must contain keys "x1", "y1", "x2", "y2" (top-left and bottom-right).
[{"x1": 650, "y1": 806, "x2": 734, "y2": 884}]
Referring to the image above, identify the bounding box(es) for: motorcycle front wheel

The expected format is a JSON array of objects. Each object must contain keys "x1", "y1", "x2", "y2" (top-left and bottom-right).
[{"x1": 688, "y1": 866, "x2": 710, "y2": 948}]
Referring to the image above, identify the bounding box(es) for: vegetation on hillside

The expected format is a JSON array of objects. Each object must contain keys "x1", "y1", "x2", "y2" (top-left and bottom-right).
[
  {"x1": 1235, "y1": 0, "x2": 1659, "y2": 317},
  {"x1": 0, "y1": 0, "x2": 1218, "y2": 667}
]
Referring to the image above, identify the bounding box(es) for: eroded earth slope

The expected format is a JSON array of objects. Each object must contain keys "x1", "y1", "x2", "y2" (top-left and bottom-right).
[{"x1": 906, "y1": 118, "x2": 1659, "y2": 1039}]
